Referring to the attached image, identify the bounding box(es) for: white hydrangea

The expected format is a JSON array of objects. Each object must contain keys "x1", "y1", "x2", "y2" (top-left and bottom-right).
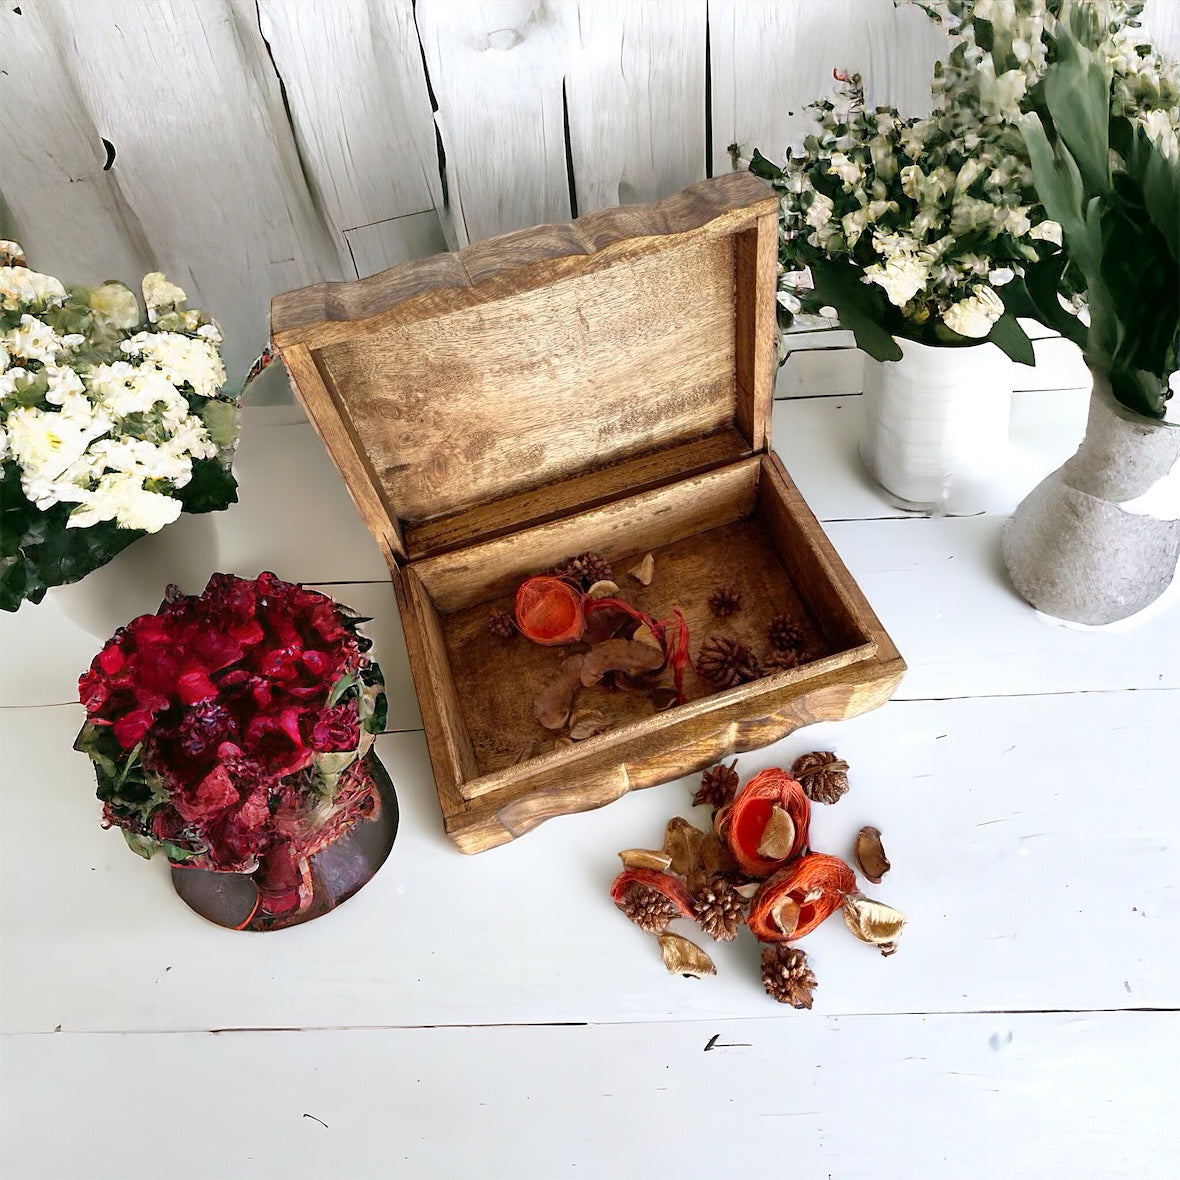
[
  {"x1": 121, "y1": 331, "x2": 226, "y2": 399},
  {"x1": 0, "y1": 266, "x2": 66, "y2": 312},
  {"x1": 942, "y1": 284, "x2": 1005, "y2": 338},
  {"x1": 5, "y1": 314, "x2": 65, "y2": 365}
]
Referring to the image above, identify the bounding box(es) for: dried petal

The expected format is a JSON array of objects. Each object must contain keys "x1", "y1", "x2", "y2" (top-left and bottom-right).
[
  {"x1": 768, "y1": 894, "x2": 801, "y2": 938},
  {"x1": 580, "y1": 638, "x2": 665, "y2": 685},
  {"x1": 628, "y1": 553, "x2": 656, "y2": 585},
  {"x1": 843, "y1": 891, "x2": 906, "y2": 954},
  {"x1": 534, "y1": 655, "x2": 586, "y2": 729},
  {"x1": 630, "y1": 623, "x2": 664, "y2": 651},
  {"x1": 748, "y1": 853, "x2": 857, "y2": 943},
  {"x1": 618, "y1": 848, "x2": 674, "y2": 872},
  {"x1": 756, "y1": 805, "x2": 796, "y2": 861},
  {"x1": 657, "y1": 933, "x2": 716, "y2": 978},
  {"x1": 854, "y1": 825, "x2": 890, "y2": 885},
  {"x1": 568, "y1": 708, "x2": 610, "y2": 740},
  {"x1": 662, "y1": 816, "x2": 709, "y2": 877},
  {"x1": 733, "y1": 881, "x2": 761, "y2": 900},
  {"x1": 585, "y1": 580, "x2": 619, "y2": 599},
  {"x1": 553, "y1": 737, "x2": 575, "y2": 751}
]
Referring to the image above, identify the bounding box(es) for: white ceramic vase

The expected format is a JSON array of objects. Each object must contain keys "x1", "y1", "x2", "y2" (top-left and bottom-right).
[
  {"x1": 1002, "y1": 373, "x2": 1180, "y2": 625},
  {"x1": 860, "y1": 337, "x2": 1015, "y2": 513}
]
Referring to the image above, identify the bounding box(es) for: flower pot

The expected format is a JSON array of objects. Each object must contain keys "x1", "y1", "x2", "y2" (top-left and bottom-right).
[
  {"x1": 860, "y1": 337, "x2": 1015, "y2": 513},
  {"x1": 169, "y1": 751, "x2": 399, "y2": 931},
  {"x1": 1002, "y1": 374, "x2": 1180, "y2": 624}
]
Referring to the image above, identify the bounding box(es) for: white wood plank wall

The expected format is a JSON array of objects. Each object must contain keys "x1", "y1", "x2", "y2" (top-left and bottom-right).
[{"x1": 2, "y1": 0, "x2": 1177, "y2": 391}]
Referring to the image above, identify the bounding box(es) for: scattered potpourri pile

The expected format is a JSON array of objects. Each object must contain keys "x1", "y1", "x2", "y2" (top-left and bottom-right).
[{"x1": 609, "y1": 753, "x2": 904, "y2": 1008}]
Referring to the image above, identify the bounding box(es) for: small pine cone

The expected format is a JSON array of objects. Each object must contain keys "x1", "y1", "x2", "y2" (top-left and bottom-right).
[
  {"x1": 693, "y1": 759, "x2": 739, "y2": 808},
  {"x1": 707, "y1": 585, "x2": 742, "y2": 617},
  {"x1": 553, "y1": 551, "x2": 612, "y2": 589},
  {"x1": 487, "y1": 609, "x2": 516, "y2": 639},
  {"x1": 761, "y1": 943, "x2": 818, "y2": 1009},
  {"x1": 692, "y1": 875, "x2": 748, "y2": 941},
  {"x1": 696, "y1": 635, "x2": 762, "y2": 688},
  {"x1": 792, "y1": 750, "x2": 850, "y2": 805},
  {"x1": 617, "y1": 881, "x2": 679, "y2": 934},
  {"x1": 768, "y1": 614, "x2": 806, "y2": 653},
  {"x1": 763, "y1": 649, "x2": 801, "y2": 674}
]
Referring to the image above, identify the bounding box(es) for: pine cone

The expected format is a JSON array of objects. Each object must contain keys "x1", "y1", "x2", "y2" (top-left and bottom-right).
[
  {"x1": 761, "y1": 943, "x2": 818, "y2": 1008},
  {"x1": 696, "y1": 635, "x2": 761, "y2": 688},
  {"x1": 553, "y1": 552, "x2": 613, "y2": 589},
  {"x1": 692, "y1": 875, "x2": 748, "y2": 941},
  {"x1": 792, "y1": 751, "x2": 850, "y2": 805},
  {"x1": 693, "y1": 759, "x2": 739, "y2": 808},
  {"x1": 707, "y1": 585, "x2": 742, "y2": 617},
  {"x1": 487, "y1": 609, "x2": 516, "y2": 639},
  {"x1": 763, "y1": 649, "x2": 801, "y2": 673},
  {"x1": 616, "y1": 880, "x2": 679, "y2": 933},
  {"x1": 768, "y1": 614, "x2": 806, "y2": 653}
]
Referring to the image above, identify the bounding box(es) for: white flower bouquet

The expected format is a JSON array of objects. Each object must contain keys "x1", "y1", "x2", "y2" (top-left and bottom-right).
[
  {"x1": 0, "y1": 243, "x2": 240, "y2": 611},
  {"x1": 749, "y1": 0, "x2": 1177, "y2": 367}
]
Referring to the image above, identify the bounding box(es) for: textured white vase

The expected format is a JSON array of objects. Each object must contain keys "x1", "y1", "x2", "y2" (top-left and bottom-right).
[
  {"x1": 860, "y1": 337, "x2": 1015, "y2": 513},
  {"x1": 1002, "y1": 374, "x2": 1180, "y2": 624}
]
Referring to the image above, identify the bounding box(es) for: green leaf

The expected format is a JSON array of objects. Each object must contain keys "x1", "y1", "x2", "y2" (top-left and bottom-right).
[
  {"x1": 748, "y1": 149, "x2": 784, "y2": 182},
  {"x1": 122, "y1": 830, "x2": 158, "y2": 860},
  {"x1": 807, "y1": 257, "x2": 903, "y2": 362},
  {"x1": 1043, "y1": 48, "x2": 1110, "y2": 196},
  {"x1": 162, "y1": 841, "x2": 199, "y2": 863},
  {"x1": 1141, "y1": 139, "x2": 1180, "y2": 264},
  {"x1": 197, "y1": 397, "x2": 241, "y2": 451},
  {"x1": 175, "y1": 457, "x2": 237, "y2": 515},
  {"x1": 1018, "y1": 113, "x2": 1087, "y2": 248},
  {"x1": 327, "y1": 671, "x2": 360, "y2": 708},
  {"x1": 984, "y1": 312, "x2": 1036, "y2": 367}
]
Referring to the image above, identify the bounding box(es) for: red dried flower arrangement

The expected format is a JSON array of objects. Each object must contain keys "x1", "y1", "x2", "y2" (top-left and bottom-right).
[{"x1": 74, "y1": 572, "x2": 387, "y2": 921}]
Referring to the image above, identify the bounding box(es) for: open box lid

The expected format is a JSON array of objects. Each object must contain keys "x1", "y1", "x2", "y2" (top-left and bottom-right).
[{"x1": 270, "y1": 172, "x2": 779, "y2": 564}]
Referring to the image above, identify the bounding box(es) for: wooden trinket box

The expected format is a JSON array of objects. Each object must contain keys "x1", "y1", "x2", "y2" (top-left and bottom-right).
[{"x1": 271, "y1": 173, "x2": 904, "y2": 853}]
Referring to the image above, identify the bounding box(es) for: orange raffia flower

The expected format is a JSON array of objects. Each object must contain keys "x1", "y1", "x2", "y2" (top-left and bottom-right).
[
  {"x1": 514, "y1": 576, "x2": 585, "y2": 645},
  {"x1": 713, "y1": 767, "x2": 811, "y2": 878},
  {"x1": 747, "y1": 852, "x2": 857, "y2": 943}
]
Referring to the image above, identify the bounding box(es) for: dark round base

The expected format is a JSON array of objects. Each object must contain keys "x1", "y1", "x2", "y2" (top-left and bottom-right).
[{"x1": 170, "y1": 752, "x2": 399, "y2": 932}]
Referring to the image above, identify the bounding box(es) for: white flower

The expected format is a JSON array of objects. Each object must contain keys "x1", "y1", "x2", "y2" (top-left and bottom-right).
[
  {"x1": 141, "y1": 273, "x2": 187, "y2": 316},
  {"x1": 0, "y1": 266, "x2": 66, "y2": 312},
  {"x1": 1142, "y1": 109, "x2": 1178, "y2": 161},
  {"x1": 975, "y1": 59, "x2": 1028, "y2": 114},
  {"x1": 942, "y1": 284, "x2": 1005, "y2": 338},
  {"x1": 4, "y1": 405, "x2": 109, "y2": 503},
  {"x1": 776, "y1": 288, "x2": 802, "y2": 314},
  {"x1": 0, "y1": 422, "x2": 7, "y2": 462},
  {"x1": 804, "y1": 191, "x2": 835, "y2": 230},
  {"x1": 0, "y1": 365, "x2": 31, "y2": 400},
  {"x1": 0, "y1": 342, "x2": 9, "y2": 373},
  {"x1": 989, "y1": 267, "x2": 1016, "y2": 287},
  {"x1": 89, "y1": 281, "x2": 142, "y2": 331},
  {"x1": 827, "y1": 152, "x2": 864, "y2": 188},
  {"x1": 43, "y1": 365, "x2": 87, "y2": 405},
  {"x1": 863, "y1": 233, "x2": 930, "y2": 308},
  {"x1": 5, "y1": 314, "x2": 64, "y2": 365},
  {"x1": 68, "y1": 472, "x2": 182, "y2": 533},
  {"x1": 1029, "y1": 220, "x2": 1063, "y2": 245},
  {"x1": 842, "y1": 207, "x2": 872, "y2": 249},
  {"x1": 121, "y1": 331, "x2": 226, "y2": 398}
]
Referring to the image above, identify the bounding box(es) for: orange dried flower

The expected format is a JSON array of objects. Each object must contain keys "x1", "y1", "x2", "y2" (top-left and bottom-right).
[
  {"x1": 747, "y1": 853, "x2": 857, "y2": 943},
  {"x1": 713, "y1": 767, "x2": 810, "y2": 879},
  {"x1": 514, "y1": 576, "x2": 585, "y2": 645}
]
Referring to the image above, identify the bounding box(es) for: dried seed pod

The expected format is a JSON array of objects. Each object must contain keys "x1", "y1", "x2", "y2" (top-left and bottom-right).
[
  {"x1": 628, "y1": 553, "x2": 656, "y2": 585},
  {"x1": 585, "y1": 579, "x2": 619, "y2": 599},
  {"x1": 568, "y1": 708, "x2": 610, "y2": 740},
  {"x1": 768, "y1": 614, "x2": 806, "y2": 653},
  {"x1": 487, "y1": 609, "x2": 516, "y2": 639},
  {"x1": 854, "y1": 825, "x2": 890, "y2": 884},
  {"x1": 618, "y1": 848, "x2": 674, "y2": 872},
  {"x1": 761, "y1": 943, "x2": 818, "y2": 1008},
  {"x1": 792, "y1": 751, "x2": 850, "y2": 805},
  {"x1": 553, "y1": 552, "x2": 613, "y2": 589},
  {"x1": 695, "y1": 635, "x2": 762, "y2": 688},
  {"x1": 580, "y1": 638, "x2": 665, "y2": 685},
  {"x1": 534, "y1": 655, "x2": 587, "y2": 729},
  {"x1": 662, "y1": 816, "x2": 710, "y2": 877},
  {"x1": 610, "y1": 868, "x2": 696, "y2": 933},
  {"x1": 747, "y1": 853, "x2": 857, "y2": 943},
  {"x1": 843, "y1": 891, "x2": 906, "y2": 956},
  {"x1": 515, "y1": 576, "x2": 585, "y2": 645},
  {"x1": 713, "y1": 768, "x2": 811, "y2": 878},
  {"x1": 691, "y1": 875, "x2": 749, "y2": 941},
  {"x1": 692, "y1": 759, "x2": 739, "y2": 809},
  {"x1": 649, "y1": 686, "x2": 680, "y2": 711},
  {"x1": 707, "y1": 586, "x2": 742, "y2": 617},
  {"x1": 657, "y1": 933, "x2": 716, "y2": 978},
  {"x1": 553, "y1": 736, "x2": 575, "y2": 751},
  {"x1": 756, "y1": 805, "x2": 797, "y2": 861},
  {"x1": 763, "y1": 649, "x2": 801, "y2": 674}
]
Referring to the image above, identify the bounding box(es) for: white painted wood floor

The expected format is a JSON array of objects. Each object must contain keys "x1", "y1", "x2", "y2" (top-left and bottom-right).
[{"x1": 2, "y1": 358, "x2": 1177, "y2": 1178}]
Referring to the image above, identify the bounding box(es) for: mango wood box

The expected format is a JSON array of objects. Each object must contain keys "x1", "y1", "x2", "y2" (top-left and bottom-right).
[{"x1": 271, "y1": 173, "x2": 904, "y2": 853}]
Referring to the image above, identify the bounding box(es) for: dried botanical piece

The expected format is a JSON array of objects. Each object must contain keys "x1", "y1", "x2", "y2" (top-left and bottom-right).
[
  {"x1": 747, "y1": 853, "x2": 857, "y2": 943},
  {"x1": 714, "y1": 768, "x2": 810, "y2": 878},
  {"x1": 610, "y1": 867, "x2": 696, "y2": 933},
  {"x1": 695, "y1": 635, "x2": 762, "y2": 688},
  {"x1": 618, "y1": 848, "x2": 674, "y2": 872},
  {"x1": 580, "y1": 638, "x2": 665, "y2": 685},
  {"x1": 763, "y1": 649, "x2": 801, "y2": 674},
  {"x1": 568, "y1": 708, "x2": 610, "y2": 740},
  {"x1": 761, "y1": 944, "x2": 818, "y2": 1008},
  {"x1": 854, "y1": 825, "x2": 890, "y2": 884},
  {"x1": 692, "y1": 874, "x2": 748, "y2": 941},
  {"x1": 487, "y1": 609, "x2": 516, "y2": 639},
  {"x1": 707, "y1": 586, "x2": 742, "y2": 617},
  {"x1": 553, "y1": 552, "x2": 613, "y2": 589},
  {"x1": 585, "y1": 579, "x2": 619, "y2": 599},
  {"x1": 658, "y1": 933, "x2": 716, "y2": 978},
  {"x1": 649, "y1": 686, "x2": 680, "y2": 711},
  {"x1": 842, "y1": 892, "x2": 905, "y2": 956},
  {"x1": 756, "y1": 805, "x2": 797, "y2": 861},
  {"x1": 662, "y1": 816, "x2": 710, "y2": 877},
  {"x1": 768, "y1": 615, "x2": 806, "y2": 653},
  {"x1": 693, "y1": 759, "x2": 739, "y2": 809},
  {"x1": 534, "y1": 654, "x2": 587, "y2": 729},
  {"x1": 628, "y1": 553, "x2": 656, "y2": 585},
  {"x1": 792, "y1": 751, "x2": 851, "y2": 805},
  {"x1": 515, "y1": 576, "x2": 585, "y2": 645}
]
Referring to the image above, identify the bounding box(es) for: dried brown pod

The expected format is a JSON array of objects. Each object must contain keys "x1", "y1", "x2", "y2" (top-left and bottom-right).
[
  {"x1": 761, "y1": 943, "x2": 818, "y2": 1008},
  {"x1": 581, "y1": 638, "x2": 665, "y2": 685},
  {"x1": 842, "y1": 892, "x2": 905, "y2": 956},
  {"x1": 649, "y1": 686, "x2": 680, "y2": 711},
  {"x1": 791, "y1": 751, "x2": 850, "y2": 805},
  {"x1": 693, "y1": 759, "x2": 739, "y2": 809},
  {"x1": 534, "y1": 655, "x2": 586, "y2": 729},
  {"x1": 568, "y1": 708, "x2": 610, "y2": 740},
  {"x1": 657, "y1": 933, "x2": 716, "y2": 978},
  {"x1": 585, "y1": 579, "x2": 620, "y2": 599},
  {"x1": 854, "y1": 825, "x2": 891, "y2": 884},
  {"x1": 662, "y1": 816, "x2": 710, "y2": 877},
  {"x1": 763, "y1": 649, "x2": 801, "y2": 674},
  {"x1": 628, "y1": 553, "x2": 656, "y2": 585},
  {"x1": 610, "y1": 868, "x2": 696, "y2": 934},
  {"x1": 618, "y1": 848, "x2": 674, "y2": 872},
  {"x1": 768, "y1": 614, "x2": 806, "y2": 653},
  {"x1": 696, "y1": 635, "x2": 761, "y2": 688},
  {"x1": 487, "y1": 609, "x2": 516, "y2": 639},
  {"x1": 707, "y1": 586, "x2": 742, "y2": 617},
  {"x1": 553, "y1": 551, "x2": 613, "y2": 589},
  {"x1": 553, "y1": 736, "x2": 575, "y2": 751},
  {"x1": 755, "y1": 805, "x2": 797, "y2": 861},
  {"x1": 692, "y1": 875, "x2": 749, "y2": 942}
]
